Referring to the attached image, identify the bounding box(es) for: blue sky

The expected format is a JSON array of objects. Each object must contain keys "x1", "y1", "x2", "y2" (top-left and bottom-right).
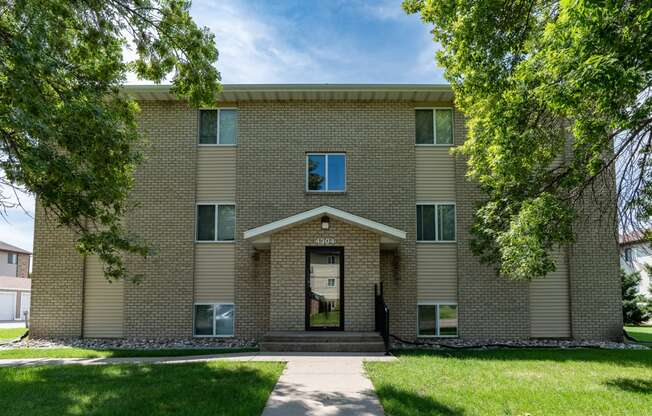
[{"x1": 1, "y1": 0, "x2": 444, "y2": 252}]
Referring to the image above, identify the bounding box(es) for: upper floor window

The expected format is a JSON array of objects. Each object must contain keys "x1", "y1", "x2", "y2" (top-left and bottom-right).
[
  {"x1": 7, "y1": 253, "x2": 17, "y2": 264},
  {"x1": 327, "y1": 278, "x2": 336, "y2": 288},
  {"x1": 199, "y1": 109, "x2": 237, "y2": 145},
  {"x1": 417, "y1": 203, "x2": 456, "y2": 242},
  {"x1": 306, "y1": 153, "x2": 346, "y2": 192},
  {"x1": 415, "y1": 108, "x2": 453, "y2": 145},
  {"x1": 197, "y1": 204, "x2": 235, "y2": 241}
]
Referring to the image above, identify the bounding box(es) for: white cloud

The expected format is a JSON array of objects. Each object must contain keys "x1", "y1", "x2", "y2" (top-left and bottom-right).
[
  {"x1": 0, "y1": 183, "x2": 35, "y2": 252},
  {"x1": 192, "y1": 0, "x2": 333, "y2": 83}
]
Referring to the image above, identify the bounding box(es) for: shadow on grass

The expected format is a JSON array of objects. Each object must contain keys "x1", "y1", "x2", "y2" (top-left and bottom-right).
[
  {"x1": 0, "y1": 361, "x2": 282, "y2": 416},
  {"x1": 375, "y1": 385, "x2": 464, "y2": 416},
  {"x1": 605, "y1": 377, "x2": 652, "y2": 394},
  {"x1": 393, "y1": 348, "x2": 652, "y2": 368}
]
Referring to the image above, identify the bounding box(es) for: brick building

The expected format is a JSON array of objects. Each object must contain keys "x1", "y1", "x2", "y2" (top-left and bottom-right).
[{"x1": 30, "y1": 84, "x2": 623, "y2": 344}]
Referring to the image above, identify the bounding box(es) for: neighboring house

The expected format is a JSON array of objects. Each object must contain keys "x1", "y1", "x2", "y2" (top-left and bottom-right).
[
  {"x1": 620, "y1": 231, "x2": 652, "y2": 298},
  {"x1": 30, "y1": 84, "x2": 622, "y2": 342},
  {"x1": 0, "y1": 241, "x2": 31, "y2": 321}
]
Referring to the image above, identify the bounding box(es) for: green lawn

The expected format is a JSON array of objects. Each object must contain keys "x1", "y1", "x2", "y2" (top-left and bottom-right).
[
  {"x1": 310, "y1": 310, "x2": 340, "y2": 326},
  {"x1": 625, "y1": 325, "x2": 652, "y2": 342},
  {"x1": 0, "y1": 347, "x2": 257, "y2": 359},
  {"x1": 365, "y1": 349, "x2": 652, "y2": 416},
  {"x1": 0, "y1": 361, "x2": 284, "y2": 416},
  {"x1": 0, "y1": 327, "x2": 27, "y2": 340}
]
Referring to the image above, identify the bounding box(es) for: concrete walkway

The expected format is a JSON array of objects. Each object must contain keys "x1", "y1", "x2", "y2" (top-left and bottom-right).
[
  {"x1": 0, "y1": 351, "x2": 394, "y2": 415},
  {"x1": 261, "y1": 354, "x2": 391, "y2": 416}
]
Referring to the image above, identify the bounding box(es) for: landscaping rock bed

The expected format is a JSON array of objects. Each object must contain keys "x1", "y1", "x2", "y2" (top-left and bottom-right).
[
  {"x1": 391, "y1": 337, "x2": 649, "y2": 350},
  {"x1": 0, "y1": 337, "x2": 257, "y2": 350}
]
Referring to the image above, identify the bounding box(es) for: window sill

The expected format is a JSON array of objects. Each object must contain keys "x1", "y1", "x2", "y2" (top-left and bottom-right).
[
  {"x1": 198, "y1": 143, "x2": 237, "y2": 147},
  {"x1": 194, "y1": 240, "x2": 235, "y2": 244},
  {"x1": 193, "y1": 335, "x2": 235, "y2": 338},
  {"x1": 416, "y1": 240, "x2": 457, "y2": 244},
  {"x1": 417, "y1": 335, "x2": 458, "y2": 339},
  {"x1": 415, "y1": 144, "x2": 454, "y2": 147},
  {"x1": 305, "y1": 191, "x2": 347, "y2": 194}
]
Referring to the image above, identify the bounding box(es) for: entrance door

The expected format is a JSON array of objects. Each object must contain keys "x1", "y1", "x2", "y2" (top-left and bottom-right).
[{"x1": 306, "y1": 247, "x2": 344, "y2": 330}]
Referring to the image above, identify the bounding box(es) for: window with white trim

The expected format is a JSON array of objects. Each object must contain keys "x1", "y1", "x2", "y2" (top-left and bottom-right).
[
  {"x1": 199, "y1": 109, "x2": 237, "y2": 145},
  {"x1": 417, "y1": 204, "x2": 456, "y2": 241},
  {"x1": 415, "y1": 108, "x2": 453, "y2": 145},
  {"x1": 7, "y1": 253, "x2": 17, "y2": 264},
  {"x1": 194, "y1": 303, "x2": 234, "y2": 336},
  {"x1": 327, "y1": 278, "x2": 336, "y2": 288},
  {"x1": 418, "y1": 304, "x2": 458, "y2": 337},
  {"x1": 306, "y1": 153, "x2": 346, "y2": 192},
  {"x1": 196, "y1": 204, "x2": 235, "y2": 241},
  {"x1": 327, "y1": 255, "x2": 336, "y2": 264}
]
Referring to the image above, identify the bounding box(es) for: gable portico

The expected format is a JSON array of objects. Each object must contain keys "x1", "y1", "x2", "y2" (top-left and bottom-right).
[{"x1": 243, "y1": 206, "x2": 405, "y2": 333}]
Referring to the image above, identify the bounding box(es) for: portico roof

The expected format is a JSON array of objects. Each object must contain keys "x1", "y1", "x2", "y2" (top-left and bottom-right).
[{"x1": 243, "y1": 206, "x2": 406, "y2": 249}]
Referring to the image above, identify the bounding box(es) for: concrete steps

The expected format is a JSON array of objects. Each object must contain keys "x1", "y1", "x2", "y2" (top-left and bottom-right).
[{"x1": 260, "y1": 331, "x2": 386, "y2": 352}]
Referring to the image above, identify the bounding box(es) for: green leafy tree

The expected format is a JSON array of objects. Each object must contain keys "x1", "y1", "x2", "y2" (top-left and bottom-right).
[
  {"x1": 404, "y1": 0, "x2": 652, "y2": 279},
  {"x1": 621, "y1": 269, "x2": 650, "y2": 325},
  {"x1": 0, "y1": 0, "x2": 220, "y2": 281}
]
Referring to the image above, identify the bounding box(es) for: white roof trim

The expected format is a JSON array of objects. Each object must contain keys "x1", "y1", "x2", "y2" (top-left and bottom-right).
[{"x1": 243, "y1": 206, "x2": 407, "y2": 241}]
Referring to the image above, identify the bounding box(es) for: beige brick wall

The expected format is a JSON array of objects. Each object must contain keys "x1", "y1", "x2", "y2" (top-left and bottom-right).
[
  {"x1": 17, "y1": 253, "x2": 30, "y2": 279},
  {"x1": 30, "y1": 204, "x2": 84, "y2": 337},
  {"x1": 123, "y1": 100, "x2": 197, "y2": 338},
  {"x1": 569, "y1": 178, "x2": 623, "y2": 340},
  {"x1": 235, "y1": 101, "x2": 417, "y2": 339},
  {"x1": 454, "y1": 110, "x2": 531, "y2": 339},
  {"x1": 269, "y1": 218, "x2": 380, "y2": 332}
]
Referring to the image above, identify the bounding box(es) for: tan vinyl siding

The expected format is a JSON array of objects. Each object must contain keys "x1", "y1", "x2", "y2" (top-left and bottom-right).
[
  {"x1": 417, "y1": 244, "x2": 457, "y2": 302},
  {"x1": 529, "y1": 249, "x2": 571, "y2": 338},
  {"x1": 197, "y1": 147, "x2": 236, "y2": 201},
  {"x1": 83, "y1": 256, "x2": 124, "y2": 338},
  {"x1": 416, "y1": 147, "x2": 455, "y2": 201},
  {"x1": 194, "y1": 244, "x2": 235, "y2": 303}
]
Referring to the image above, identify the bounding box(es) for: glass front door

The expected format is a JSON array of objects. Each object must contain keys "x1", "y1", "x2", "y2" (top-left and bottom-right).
[{"x1": 306, "y1": 247, "x2": 343, "y2": 330}]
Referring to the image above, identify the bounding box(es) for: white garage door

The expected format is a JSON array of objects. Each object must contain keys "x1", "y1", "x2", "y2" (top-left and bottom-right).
[{"x1": 0, "y1": 292, "x2": 16, "y2": 320}]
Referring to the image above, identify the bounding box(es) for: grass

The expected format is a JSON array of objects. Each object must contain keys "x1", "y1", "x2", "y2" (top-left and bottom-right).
[
  {"x1": 365, "y1": 349, "x2": 652, "y2": 416},
  {"x1": 0, "y1": 327, "x2": 27, "y2": 340},
  {"x1": 310, "y1": 310, "x2": 340, "y2": 326},
  {"x1": 0, "y1": 361, "x2": 284, "y2": 416},
  {"x1": 0, "y1": 347, "x2": 257, "y2": 359},
  {"x1": 625, "y1": 325, "x2": 652, "y2": 342}
]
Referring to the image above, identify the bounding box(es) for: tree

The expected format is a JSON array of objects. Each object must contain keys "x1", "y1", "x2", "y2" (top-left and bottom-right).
[
  {"x1": 0, "y1": 0, "x2": 220, "y2": 281},
  {"x1": 404, "y1": 0, "x2": 652, "y2": 280},
  {"x1": 621, "y1": 269, "x2": 650, "y2": 325}
]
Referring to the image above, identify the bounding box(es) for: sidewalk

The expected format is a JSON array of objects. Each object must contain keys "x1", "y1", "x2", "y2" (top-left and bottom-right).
[{"x1": 0, "y1": 351, "x2": 395, "y2": 415}]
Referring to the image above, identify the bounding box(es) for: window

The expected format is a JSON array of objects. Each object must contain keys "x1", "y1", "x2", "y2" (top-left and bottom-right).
[
  {"x1": 415, "y1": 108, "x2": 453, "y2": 145},
  {"x1": 327, "y1": 255, "x2": 336, "y2": 264},
  {"x1": 196, "y1": 204, "x2": 235, "y2": 241},
  {"x1": 418, "y1": 304, "x2": 458, "y2": 337},
  {"x1": 199, "y1": 109, "x2": 237, "y2": 145},
  {"x1": 194, "y1": 304, "x2": 234, "y2": 336},
  {"x1": 7, "y1": 253, "x2": 17, "y2": 264},
  {"x1": 306, "y1": 153, "x2": 346, "y2": 192},
  {"x1": 417, "y1": 204, "x2": 456, "y2": 241},
  {"x1": 327, "y1": 278, "x2": 336, "y2": 288}
]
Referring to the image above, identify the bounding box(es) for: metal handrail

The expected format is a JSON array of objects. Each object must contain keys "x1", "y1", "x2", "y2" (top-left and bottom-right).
[{"x1": 374, "y1": 283, "x2": 390, "y2": 354}]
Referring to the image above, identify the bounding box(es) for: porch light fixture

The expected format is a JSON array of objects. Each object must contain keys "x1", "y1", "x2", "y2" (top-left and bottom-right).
[{"x1": 321, "y1": 216, "x2": 330, "y2": 230}]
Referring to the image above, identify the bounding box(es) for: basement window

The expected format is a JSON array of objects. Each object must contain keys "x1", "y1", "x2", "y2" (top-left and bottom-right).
[
  {"x1": 415, "y1": 108, "x2": 453, "y2": 145},
  {"x1": 418, "y1": 304, "x2": 458, "y2": 337},
  {"x1": 194, "y1": 304, "x2": 234, "y2": 337},
  {"x1": 199, "y1": 109, "x2": 237, "y2": 145}
]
